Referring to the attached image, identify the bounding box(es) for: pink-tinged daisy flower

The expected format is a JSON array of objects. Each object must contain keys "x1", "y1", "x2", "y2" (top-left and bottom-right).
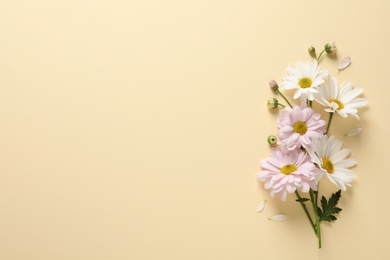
[
  {"x1": 314, "y1": 75, "x2": 368, "y2": 120},
  {"x1": 280, "y1": 60, "x2": 328, "y2": 101},
  {"x1": 307, "y1": 135, "x2": 357, "y2": 190},
  {"x1": 258, "y1": 148, "x2": 317, "y2": 201},
  {"x1": 277, "y1": 103, "x2": 326, "y2": 152}
]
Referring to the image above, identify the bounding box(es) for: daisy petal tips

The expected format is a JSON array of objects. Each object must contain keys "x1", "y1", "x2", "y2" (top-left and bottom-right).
[
  {"x1": 257, "y1": 200, "x2": 267, "y2": 213},
  {"x1": 338, "y1": 57, "x2": 351, "y2": 71},
  {"x1": 268, "y1": 214, "x2": 288, "y2": 221}
]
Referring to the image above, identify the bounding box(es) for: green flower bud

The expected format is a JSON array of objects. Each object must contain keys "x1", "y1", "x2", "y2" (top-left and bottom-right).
[
  {"x1": 267, "y1": 135, "x2": 277, "y2": 146},
  {"x1": 267, "y1": 98, "x2": 279, "y2": 109},
  {"x1": 308, "y1": 45, "x2": 316, "y2": 58},
  {"x1": 324, "y1": 42, "x2": 337, "y2": 54}
]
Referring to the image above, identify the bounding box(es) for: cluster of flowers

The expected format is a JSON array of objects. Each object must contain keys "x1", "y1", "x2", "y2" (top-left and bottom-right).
[{"x1": 257, "y1": 42, "x2": 368, "y2": 248}]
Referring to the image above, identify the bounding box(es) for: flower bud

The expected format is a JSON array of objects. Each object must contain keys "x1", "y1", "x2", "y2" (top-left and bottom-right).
[
  {"x1": 267, "y1": 98, "x2": 279, "y2": 109},
  {"x1": 269, "y1": 80, "x2": 279, "y2": 92},
  {"x1": 308, "y1": 45, "x2": 316, "y2": 58},
  {"x1": 267, "y1": 135, "x2": 277, "y2": 146},
  {"x1": 324, "y1": 42, "x2": 337, "y2": 54}
]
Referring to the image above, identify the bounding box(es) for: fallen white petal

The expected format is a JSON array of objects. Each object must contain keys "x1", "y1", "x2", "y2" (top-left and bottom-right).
[
  {"x1": 338, "y1": 57, "x2": 351, "y2": 71},
  {"x1": 267, "y1": 214, "x2": 288, "y2": 221},
  {"x1": 346, "y1": 127, "x2": 362, "y2": 136},
  {"x1": 256, "y1": 200, "x2": 267, "y2": 213}
]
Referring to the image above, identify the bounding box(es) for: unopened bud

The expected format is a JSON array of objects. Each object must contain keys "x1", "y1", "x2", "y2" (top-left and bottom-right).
[
  {"x1": 269, "y1": 80, "x2": 279, "y2": 92},
  {"x1": 267, "y1": 98, "x2": 279, "y2": 109},
  {"x1": 324, "y1": 42, "x2": 337, "y2": 54},
  {"x1": 308, "y1": 45, "x2": 316, "y2": 58},
  {"x1": 267, "y1": 135, "x2": 277, "y2": 146}
]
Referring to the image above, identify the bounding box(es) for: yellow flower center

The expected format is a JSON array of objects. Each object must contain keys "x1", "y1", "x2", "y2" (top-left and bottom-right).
[
  {"x1": 298, "y1": 77, "x2": 312, "y2": 88},
  {"x1": 329, "y1": 98, "x2": 344, "y2": 110},
  {"x1": 293, "y1": 121, "x2": 308, "y2": 135},
  {"x1": 322, "y1": 157, "x2": 334, "y2": 173},
  {"x1": 280, "y1": 164, "x2": 297, "y2": 175}
]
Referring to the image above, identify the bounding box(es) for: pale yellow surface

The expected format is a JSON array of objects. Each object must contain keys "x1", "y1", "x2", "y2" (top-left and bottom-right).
[{"x1": 0, "y1": 0, "x2": 389, "y2": 259}]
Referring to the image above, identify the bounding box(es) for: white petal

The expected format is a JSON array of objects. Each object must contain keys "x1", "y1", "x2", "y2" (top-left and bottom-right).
[
  {"x1": 257, "y1": 200, "x2": 267, "y2": 213},
  {"x1": 350, "y1": 112, "x2": 361, "y2": 121},
  {"x1": 346, "y1": 127, "x2": 362, "y2": 136},
  {"x1": 328, "y1": 75, "x2": 338, "y2": 98},
  {"x1": 268, "y1": 214, "x2": 288, "y2": 221},
  {"x1": 338, "y1": 57, "x2": 351, "y2": 71},
  {"x1": 315, "y1": 170, "x2": 325, "y2": 183}
]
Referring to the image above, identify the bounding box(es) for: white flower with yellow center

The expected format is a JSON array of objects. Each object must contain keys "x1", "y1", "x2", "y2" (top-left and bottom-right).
[
  {"x1": 314, "y1": 75, "x2": 368, "y2": 120},
  {"x1": 308, "y1": 135, "x2": 357, "y2": 191},
  {"x1": 280, "y1": 60, "x2": 328, "y2": 101}
]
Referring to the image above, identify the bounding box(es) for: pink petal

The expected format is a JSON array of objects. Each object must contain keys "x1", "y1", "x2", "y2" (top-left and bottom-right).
[{"x1": 338, "y1": 57, "x2": 351, "y2": 71}]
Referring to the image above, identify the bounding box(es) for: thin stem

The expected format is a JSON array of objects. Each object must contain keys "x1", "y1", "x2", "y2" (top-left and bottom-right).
[
  {"x1": 315, "y1": 185, "x2": 321, "y2": 248},
  {"x1": 325, "y1": 112, "x2": 334, "y2": 134},
  {"x1": 317, "y1": 49, "x2": 326, "y2": 62},
  {"x1": 295, "y1": 191, "x2": 316, "y2": 233},
  {"x1": 310, "y1": 189, "x2": 322, "y2": 248},
  {"x1": 278, "y1": 103, "x2": 286, "y2": 108},
  {"x1": 277, "y1": 89, "x2": 293, "y2": 108}
]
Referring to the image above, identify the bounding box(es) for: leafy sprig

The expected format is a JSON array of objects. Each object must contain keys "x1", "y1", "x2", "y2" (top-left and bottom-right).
[{"x1": 317, "y1": 190, "x2": 342, "y2": 223}]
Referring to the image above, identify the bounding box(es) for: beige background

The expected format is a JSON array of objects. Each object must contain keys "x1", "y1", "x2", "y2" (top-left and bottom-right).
[{"x1": 0, "y1": 0, "x2": 389, "y2": 259}]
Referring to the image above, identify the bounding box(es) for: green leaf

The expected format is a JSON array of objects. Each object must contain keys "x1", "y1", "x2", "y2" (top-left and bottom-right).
[
  {"x1": 295, "y1": 198, "x2": 310, "y2": 203},
  {"x1": 318, "y1": 190, "x2": 343, "y2": 223},
  {"x1": 317, "y1": 206, "x2": 323, "y2": 217}
]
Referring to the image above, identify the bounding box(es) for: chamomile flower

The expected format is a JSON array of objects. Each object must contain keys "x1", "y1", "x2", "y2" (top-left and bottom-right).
[
  {"x1": 308, "y1": 135, "x2": 357, "y2": 190},
  {"x1": 280, "y1": 60, "x2": 328, "y2": 101},
  {"x1": 258, "y1": 148, "x2": 317, "y2": 201},
  {"x1": 314, "y1": 75, "x2": 368, "y2": 120},
  {"x1": 277, "y1": 103, "x2": 326, "y2": 152}
]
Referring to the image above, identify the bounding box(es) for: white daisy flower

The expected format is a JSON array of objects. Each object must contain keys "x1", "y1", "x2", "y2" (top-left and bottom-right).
[
  {"x1": 308, "y1": 135, "x2": 357, "y2": 191},
  {"x1": 280, "y1": 60, "x2": 328, "y2": 101},
  {"x1": 314, "y1": 75, "x2": 368, "y2": 120}
]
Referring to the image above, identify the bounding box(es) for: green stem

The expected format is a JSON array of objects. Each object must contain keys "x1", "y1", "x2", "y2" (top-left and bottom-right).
[
  {"x1": 310, "y1": 189, "x2": 322, "y2": 248},
  {"x1": 315, "y1": 186, "x2": 321, "y2": 248},
  {"x1": 295, "y1": 191, "x2": 316, "y2": 234},
  {"x1": 278, "y1": 103, "x2": 286, "y2": 108},
  {"x1": 325, "y1": 112, "x2": 334, "y2": 134},
  {"x1": 317, "y1": 49, "x2": 326, "y2": 62},
  {"x1": 277, "y1": 89, "x2": 293, "y2": 108}
]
